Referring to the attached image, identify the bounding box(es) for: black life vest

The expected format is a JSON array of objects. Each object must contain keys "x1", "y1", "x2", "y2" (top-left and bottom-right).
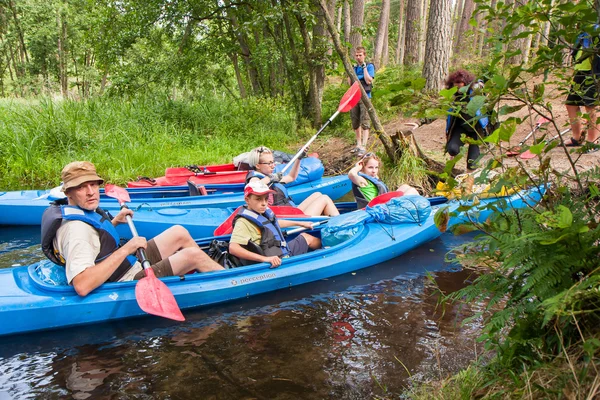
[
  {"x1": 233, "y1": 206, "x2": 290, "y2": 261},
  {"x1": 351, "y1": 173, "x2": 389, "y2": 209},
  {"x1": 245, "y1": 171, "x2": 296, "y2": 206},
  {"x1": 40, "y1": 204, "x2": 137, "y2": 282}
]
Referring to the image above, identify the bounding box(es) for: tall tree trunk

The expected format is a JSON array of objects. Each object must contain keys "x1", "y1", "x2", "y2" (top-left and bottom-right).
[
  {"x1": 373, "y1": 0, "x2": 390, "y2": 68},
  {"x1": 343, "y1": 0, "x2": 351, "y2": 44},
  {"x1": 382, "y1": 21, "x2": 389, "y2": 65},
  {"x1": 350, "y1": 0, "x2": 365, "y2": 53},
  {"x1": 282, "y1": 2, "x2": 309, "y2": 117},
  {"x1": 451, "y1": 0, "x2": 464, "y2": 54},
  {"x1": 454, "y1": 0, "x2": 474, "y2": 57},
  {"x1": 419, "y1": 0, "x2": 428, "y2": 63},
  {"x1": 395, "y1": 0, "x2": 406, "y2": 64},
  {"x1": 423, "y1": 0, "x2": 452, "y2": 91},
  {"x1": 7, "y1": 0, "x2": 28, "y2": 64},
  {"x1": 225, "y1": 3, "x2": 262, "y2": 96},
  {"x1": 404, "y1": 0, "x2": 421, "y2": 66},
  {"x1": 295, "y1": 12, "x2": 322, "y2": 126},
  {"x1": 57, "y1": 7, "x2": 68, "y2": 97}
]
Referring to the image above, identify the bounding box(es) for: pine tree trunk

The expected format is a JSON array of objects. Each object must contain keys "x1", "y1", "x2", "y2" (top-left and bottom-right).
[
  {"x1": 423, "y1": 0, "x2": 452, "y2": 91},
  {"x1": 373, "y1": 0, "x2": 390, "y2": 68},
  {"x1": 343, "y1": 0, "x2": 351, "y2": 44},
  {"x1": 382, "y1": 22, "x2": 389, "y2": 65},
  {"x1": 350, "y1": 0, "x2": 365, "y2": 53},
  {"x1": 395, "y1": 0, "x2": 406, "y2": 64},
  {"x1": 404, "y1": 0, "x2": 422, "y2": 66},
  {"x1": 419, "y1": 0, "x2": 429, "y2": 63},
  {"x1": 454, "y1": 0, "x2": 474, "y2": 58}
]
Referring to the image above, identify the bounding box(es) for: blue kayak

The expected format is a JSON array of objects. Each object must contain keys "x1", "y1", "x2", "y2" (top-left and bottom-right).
[
  {"x1": 114, "y1": 198, "x2": 450, "y2": 240},
  {"x1": 0, "y1": 175, "x2": 351, "y2": 226},
  {"x1": 0, "y1": 186, "x2": 545, "y2": 337}
]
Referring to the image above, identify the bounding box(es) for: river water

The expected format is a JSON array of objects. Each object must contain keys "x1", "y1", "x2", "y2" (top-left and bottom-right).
[{"x1": 0, "y1": 226, "x2": 483, "y2": 399}]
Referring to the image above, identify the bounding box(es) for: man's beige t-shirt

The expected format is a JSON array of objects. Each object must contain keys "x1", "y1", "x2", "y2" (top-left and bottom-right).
[{"x1": 54, "y1": 219, "x2": 141, "y2": 284}]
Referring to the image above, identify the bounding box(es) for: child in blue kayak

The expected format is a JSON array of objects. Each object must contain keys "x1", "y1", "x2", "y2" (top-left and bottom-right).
[
  {"x1": 228, "y1": 181, "x2": 321, "y2": 268},
  {"x1": 245, "y1": 146, "x2": 339, "y2": 216},
  {"x1": 348, "y1": 153, "x2": 419, "y2": 208}
]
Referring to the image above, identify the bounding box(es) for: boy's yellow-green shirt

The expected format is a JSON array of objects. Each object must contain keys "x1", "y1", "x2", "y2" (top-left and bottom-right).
[{"x1": 230, "y1": 217, "x2": 262, "y2": 246}]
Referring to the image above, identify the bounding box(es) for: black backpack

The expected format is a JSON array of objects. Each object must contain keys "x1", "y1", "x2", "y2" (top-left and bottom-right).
[{"x1": 206, "y1": 240, "x2": 241, "y2": 269}]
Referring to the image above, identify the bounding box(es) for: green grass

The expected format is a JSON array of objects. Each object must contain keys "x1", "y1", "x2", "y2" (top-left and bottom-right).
[{"x1": 0, "y1": 95, "x2": 298, "y2": 189}]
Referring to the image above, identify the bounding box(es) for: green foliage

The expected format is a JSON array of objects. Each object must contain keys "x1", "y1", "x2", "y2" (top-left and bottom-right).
[{"x1": 0, "y1": 95, "x2": 296, "y2": 189}]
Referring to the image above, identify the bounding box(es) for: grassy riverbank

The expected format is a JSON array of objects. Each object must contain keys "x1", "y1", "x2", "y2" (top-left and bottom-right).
[{"x1": 0, "y1": 95, "x2": 302, "y2": 189}]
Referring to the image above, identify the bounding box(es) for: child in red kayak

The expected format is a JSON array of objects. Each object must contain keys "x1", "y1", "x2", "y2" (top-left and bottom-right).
[
  {"x1": 348, "y1": 152, "x2": 419, "y2": 208},
  {"x1": 229, "y1": 181, "x2": 321, "y2": 268},
  {"x1": 245, "y1": 146, "x2": 339, "y2": 216}
]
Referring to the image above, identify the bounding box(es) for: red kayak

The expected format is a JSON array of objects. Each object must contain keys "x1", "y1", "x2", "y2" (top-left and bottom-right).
[
  {"x1": 128, "y1": 163, "x2": 246, "y2": 187},
  {"x1": 127, "y1": 154, "x2": 320, "y2": 188}
]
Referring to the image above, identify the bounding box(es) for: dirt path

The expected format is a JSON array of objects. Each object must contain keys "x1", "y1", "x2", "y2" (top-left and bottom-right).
[{"x1": 314, "y1": 76, "x2": 599, "y2": 179}]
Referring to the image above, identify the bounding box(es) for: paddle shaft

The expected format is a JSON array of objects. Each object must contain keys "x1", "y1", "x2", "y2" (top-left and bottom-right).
[
  {"x1": 121, "y1": 206, "x2": 152, "y2": 270},
  {"x1": 281, "y1": 111, "x2": 340, "y2": 175},
  {"x1": 285, "y1": 220, "x2": 328, "y2": 236}
]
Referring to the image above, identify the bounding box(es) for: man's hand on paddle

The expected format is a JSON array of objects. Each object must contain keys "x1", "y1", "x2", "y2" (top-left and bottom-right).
[
  {"x1": 112, "y1": 207, "x2": 134, "y2": 225},
  {"x1": 123, "y1": 236, "x2": 147, "y2": 255}
]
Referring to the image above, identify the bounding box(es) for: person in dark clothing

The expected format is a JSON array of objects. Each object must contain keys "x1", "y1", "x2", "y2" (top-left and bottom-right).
[
  {"x1": 444, "y1": 69, "x2": 489, "y2": 171},
  {"x1": 564, "y1": 28, "x2": 600, "y2": 147}
]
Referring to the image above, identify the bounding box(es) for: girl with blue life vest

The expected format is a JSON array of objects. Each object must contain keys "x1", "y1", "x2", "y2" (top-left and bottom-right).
[
  {"x1": 246, "y1": 146, "x2": 340, "y2": 216},
  {"x1": 228, "y1": 181, "x2": 321, "y2": 268},
  {"x1": 348, "y1": 153, "x2": 419, "y2": 208},
  {"x1": 444, "y1": 69, "x2": 489, "y2": 171}
]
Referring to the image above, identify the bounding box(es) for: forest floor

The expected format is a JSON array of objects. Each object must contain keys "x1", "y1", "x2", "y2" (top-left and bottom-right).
[{"x1": 313, "y1": 74, "x2": 599, "y2": 184}]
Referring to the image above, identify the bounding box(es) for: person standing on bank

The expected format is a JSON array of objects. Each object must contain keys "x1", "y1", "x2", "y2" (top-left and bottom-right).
[
  {"x1": 564, "y1": 27, "x2": 600, "y2": 148},
  {"x1": 41, "y1": 161, "x2": 224, "y2": 297},
  {"x1": 348, "y1": 46, "x2": 375, "y2": 157},
  {"x1": 444, "y1": 69, "x2": 489, "y2": 171}
]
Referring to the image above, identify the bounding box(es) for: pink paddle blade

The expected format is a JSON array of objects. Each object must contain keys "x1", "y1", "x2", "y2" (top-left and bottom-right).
[
  {"x1": 135, "y1": 268, "x2": 185, "y2": 321},
  {"x1": 367, "y1": 191, "x2": 405, "y2": 207},
  {"x1": 339, "y1": 82, "x2": 362, "y2": 112},
  {"x1": 104, "y1": 184, "x2": 131, "y2": 203},
  {"x1": 519, "y1": 150, "x2": 536, "y2": 159}
]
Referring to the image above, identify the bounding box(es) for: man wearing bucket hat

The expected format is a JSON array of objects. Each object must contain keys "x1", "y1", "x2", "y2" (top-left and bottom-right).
[
  {"x1": 228, "y1": 181, "x2": 321, "y2": 268},
  {"x1": 41, "y1": 161, "x2": 224, "y2": 297}
]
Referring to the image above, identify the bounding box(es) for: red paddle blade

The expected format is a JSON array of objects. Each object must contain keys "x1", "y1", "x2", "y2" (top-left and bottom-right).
[
  {"x1": 520, "y1": 150, "x2": 536, "y2": 159},
  {"x1": 367, "y1": 191, "x2": 405, "y2": 207},
  {"x1": 536, "y1": 116, "x2": 551, "y2": 125},
  {"x1": 135, "y1": 268, "x2": 185, "y2": 321},
  {"x1": 104, "y1": 184, "x2": 131, "y2": 203},
  {"x1": 339, "y1": 82, "x2": 362, "y2": 112}
]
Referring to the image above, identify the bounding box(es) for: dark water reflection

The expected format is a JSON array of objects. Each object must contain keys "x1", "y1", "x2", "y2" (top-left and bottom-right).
[{"x1": 0, "y1": 231, "x2": 483, "y2": 399}]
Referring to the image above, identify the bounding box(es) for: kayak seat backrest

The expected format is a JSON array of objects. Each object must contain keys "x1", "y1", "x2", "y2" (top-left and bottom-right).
[
  {"x1": 35, "y1": 260, "x2": 69, "y2": 286},
  {"x1": 187, "y1": 180, "x2": 208, "y2": 196}
]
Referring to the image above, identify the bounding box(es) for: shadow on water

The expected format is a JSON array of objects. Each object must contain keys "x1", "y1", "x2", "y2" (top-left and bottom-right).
[{"x1": 0, "y1": 232, "x2": 484, "y2": 399}]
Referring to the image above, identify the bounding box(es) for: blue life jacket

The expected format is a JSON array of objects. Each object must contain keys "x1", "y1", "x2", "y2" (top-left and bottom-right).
[
  {"x1": 351, "y1": 173, "x2": 389, "y2": 209},
  {"x1": 572, "y1": 26, "x2": 600, "y2": 75},
  {"x1": 245, "y1": 171, "x2": 296, "y2": 206},
  {"x1": 446, "y1": 81, "x2": 489, "y2": 133},
  {"x1": 233, "y1": 206, "x2": 290, "y2": 259},
  {"x1": 41, "y1": 204, "x2": 137, "y2": 282},
  {"x1": 354, "y1": 63, "x2": 375, "y2": 94}
]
